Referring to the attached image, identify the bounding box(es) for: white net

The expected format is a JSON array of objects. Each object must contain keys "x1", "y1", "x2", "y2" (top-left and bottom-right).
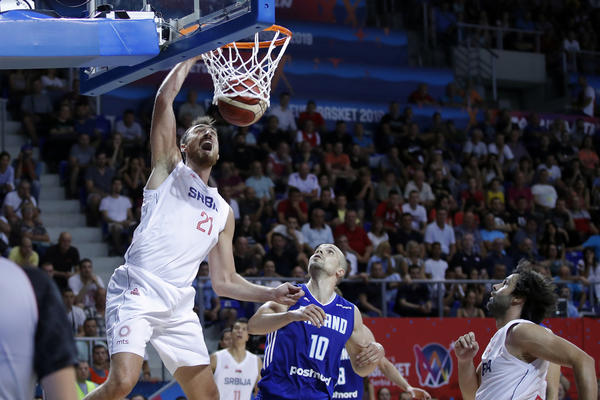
[{"x1": 201, "y1": 26, "x2": 291, "y2": 107}]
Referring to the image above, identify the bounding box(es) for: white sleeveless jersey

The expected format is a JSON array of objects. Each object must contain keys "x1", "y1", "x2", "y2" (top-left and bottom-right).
[
  {"x1": 213, "y1": 349, "x2": 259, "y2": 400},
  {"x1": 124, "y1": 161, "x2": 229, "y2": 287},
  {"x1": 476, "y1": 319, "x2": 549, "y2": 400}
]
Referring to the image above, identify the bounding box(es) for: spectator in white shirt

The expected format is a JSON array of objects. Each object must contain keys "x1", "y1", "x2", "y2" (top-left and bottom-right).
[
  {"x1": 404, "y1": 170, "x2": 435, "y2": 208},
  {"x1": 531, "y1": 169, "x2": 558, "y2": 209},
  {"x1": 288, "y1": 162, "x2": 320, "y2": 201},
  {"x1": 424, "y1": 242, "x2": 448, "y2": 300},
  {"x1": 68, "y1": 259, "x2": 105, "y2": 309},
  {"x1": 301, "y1": 207, "x2": 334, "y2": 249},
  {"x1": 63, "y1": 287, "x2": 86, "y2": 336},
  {"x1": 402, "y1": 190, "x2": 428, "y2": 231},
  {"x1": 3, "y1": 180, "x2": 37, "y2": 225},
  {"x1": 578, "y1": 76, "x2": 596, "y2": 117},
  {"x1": 424, "y1": 208, "x2": 456, "y2": 258},
  {"x1": 537, "y1": 154, "x2": 562, "y2": 183},
  {"x1": 99, "y1": 178, "x2": 135, "y2": 255},
  {"x1": 463, "y1": 128, "x2": 488, "y2": 160},
  {"x1": 268, "y1": 92, "x2": 297, "y2": 133},
  {"x1": 487, "y1": 133, "x2": 514, "y2": 165}
]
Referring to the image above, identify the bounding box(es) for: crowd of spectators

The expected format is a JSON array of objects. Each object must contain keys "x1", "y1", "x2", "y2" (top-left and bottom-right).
[{"x1": 2, "y1": 58, "x2": 600, "y2": 393}]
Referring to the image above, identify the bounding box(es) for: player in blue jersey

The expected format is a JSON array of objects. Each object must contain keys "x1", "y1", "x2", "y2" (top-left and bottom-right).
[
  {"x1": 248, "y1": 243, "x2": 385, "y2": 400},
  {"x1": 334, "y1": 348, "x2": 431, "y2": 399}
]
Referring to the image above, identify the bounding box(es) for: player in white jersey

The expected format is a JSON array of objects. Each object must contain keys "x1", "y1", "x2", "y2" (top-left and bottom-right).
[
  {"x1": 454, "y1": 260, "x2": 597, "y2": 400},
  {"x1": 211, "y1": 319, "x2": 261, "y2": 400},
  {"x1": 84, "y1": 57, "x2": 303, "y2": 400}
]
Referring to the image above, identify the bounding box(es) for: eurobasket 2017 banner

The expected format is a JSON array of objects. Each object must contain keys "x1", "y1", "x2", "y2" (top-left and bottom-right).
[{"x1": 364, "y1": 318, "x2": 600, "y2": 400}]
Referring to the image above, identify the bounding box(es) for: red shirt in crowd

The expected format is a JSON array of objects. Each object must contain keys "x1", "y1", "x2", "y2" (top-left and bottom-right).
[
  {"x1": 277, "y1": 198, "x2": 308, "y2": 221},
  {"x1": 375, "y1": 201, "x2": 401, "y2": 230},
  {"x1": 298, "y1": 111, "x2": 325, "y2": 131},
  {"x1": 334, "y1": 223, "x2": 371, "y2": 256}
]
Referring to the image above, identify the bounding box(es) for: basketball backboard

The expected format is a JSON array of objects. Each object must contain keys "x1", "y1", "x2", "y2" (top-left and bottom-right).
[
  {"x1": 0, "y1": 0, "x2": 275, "y2": 95},
  {"x1": 80, "y1": 0, "x2": 276, "y2": 95}
]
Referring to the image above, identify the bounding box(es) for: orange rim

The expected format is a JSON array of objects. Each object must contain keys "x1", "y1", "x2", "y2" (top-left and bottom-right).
[{"x1": 222, "y1": 24, "x2": 292, "y2": 49}]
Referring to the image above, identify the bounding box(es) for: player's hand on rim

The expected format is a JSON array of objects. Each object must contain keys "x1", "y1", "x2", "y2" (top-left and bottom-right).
[
  {"x1": 290, "y1": 304, "x2": 326, "y2": 327},
  {"x1": 453, "y1": 331, "x2": 479, "y2": 361},
  {"x1": 271, "y1": 282, "x2": 304, "y2": 306},
  {"x1": 356, "y1": 341, "x2": 384, "y2": 367}
]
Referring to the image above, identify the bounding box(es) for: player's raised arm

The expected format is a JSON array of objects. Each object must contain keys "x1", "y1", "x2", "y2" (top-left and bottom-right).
[
  {"x1": 507, "y1": 323, "x2": 597, "y2": 399},
  {"x1": 453, "y1": 331, "x2": 481, "y2": 400},
  {"x1": 147, "y1": 57, "x2": 200, "y2": 189},
  {"x1": 345, "y1": 306, "x2": 385, "y2": 377},
  {"x1": 378, "y1": 358, "x2": 431, "y2": 399},
  {"x1": 209, "y1": 209, "x2": 304, "y2": 305},
  {"x1": 247, "y1": 300, "x2": 326, "y2": 335}
]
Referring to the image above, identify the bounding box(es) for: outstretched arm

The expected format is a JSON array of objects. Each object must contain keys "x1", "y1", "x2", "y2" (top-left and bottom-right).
[
  {"x1": 454, "y1": 332, "x2": 481, "y2": 400},
  {"x1": 209, "y1": 209, "x2": 304, "y2": 305},
  {"x1": 546, "y1": 362, "x2": 561, "y2": 400},
  {"x1": 508, "y1": 323, "x2": 597, "y2": 400},
  {"x1": 378, "y1": 358, "x2": 431, "y2": 399},
  {"x1": 346, "y1": 306, "x2": 385, "y2": 377},
  {"x1": 247, "y1": 301, "x2": 325, "y2": 335},
  {"x1": 146, "y1": 57, "x2": 200, "y2": 190}
]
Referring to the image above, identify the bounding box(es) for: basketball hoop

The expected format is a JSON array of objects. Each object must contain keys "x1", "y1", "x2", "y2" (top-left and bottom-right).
[{"x1": 202, "y1": 25, "x2": 292, "y2": 108}]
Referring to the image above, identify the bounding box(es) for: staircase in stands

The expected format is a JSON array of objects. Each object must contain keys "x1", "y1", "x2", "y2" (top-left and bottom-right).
[{"x1": 3, "y1": 120, "x2": 122, "y2": 285}]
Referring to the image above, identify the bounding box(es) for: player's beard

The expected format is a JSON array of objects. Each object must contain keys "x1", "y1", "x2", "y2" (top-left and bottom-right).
[
  {"x1": 187, "y1": 149, "x2": 217, "y2": 169},
  {"x1": 486, "y1": 293, "x2": 512, "y2": 319}
]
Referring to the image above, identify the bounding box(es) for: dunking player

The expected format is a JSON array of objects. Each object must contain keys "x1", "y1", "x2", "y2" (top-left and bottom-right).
[
  {"x1": 334, "y1": 349, "x2": 431, "y2": 399},
  {"x1": 84, "y1": 57, "x2": 303, "y2": 400},
  {"x1": 211, "y1": 318, "x2": 261, "y2": 399},
  {"x1": 248, "y1": 243, "x2": 386, "y2": 399},
  {"x1": 454, "y1": 260, "x2": 597, "y2": 400}
]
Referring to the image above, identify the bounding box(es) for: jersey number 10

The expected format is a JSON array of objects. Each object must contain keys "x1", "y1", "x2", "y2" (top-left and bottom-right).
[{"x1": 309, "y1": 334, "x2": 329, "y2": 361}]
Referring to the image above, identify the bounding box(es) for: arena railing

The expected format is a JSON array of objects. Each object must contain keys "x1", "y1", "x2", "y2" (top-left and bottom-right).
[
  {"x1": 194, "y1": 277, "x2": 599, "y2": 320},
  {"x1": 562, "y1": 49, "x2": 600, "y2": 76},
  {"x1": 455, "y1": 22, "x2": 543, "y2": 53}
]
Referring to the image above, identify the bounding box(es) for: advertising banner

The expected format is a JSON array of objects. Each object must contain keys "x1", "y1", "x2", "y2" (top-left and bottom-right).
[
  {"x1": 365, "y1": 318, "x2": 595, "y2": 400},
  {"x1": 510, "y1": 111, "x2": 600, "y2": 135}
]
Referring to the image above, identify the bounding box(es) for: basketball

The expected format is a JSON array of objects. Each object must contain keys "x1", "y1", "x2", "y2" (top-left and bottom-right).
[{"x1": 217, "y1": 78, "x2": 268, "y2": 127}]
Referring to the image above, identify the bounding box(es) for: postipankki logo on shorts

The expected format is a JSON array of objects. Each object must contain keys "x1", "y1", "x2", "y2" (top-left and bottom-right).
[{"x1": 413, "y1": 343, "x2": 453, "y2": 388}]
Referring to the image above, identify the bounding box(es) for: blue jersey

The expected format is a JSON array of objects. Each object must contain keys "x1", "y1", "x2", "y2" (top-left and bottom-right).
[
  {"x1": 332, "y1": 348, "x2": 363, "y2": 399},
  {"x1": 258, "y1": 284, "x2": 356, "y2": 400}
]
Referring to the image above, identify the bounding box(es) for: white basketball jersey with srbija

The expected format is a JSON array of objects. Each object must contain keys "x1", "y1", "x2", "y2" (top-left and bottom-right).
[
  {"x1": 124, "y1": 161, "x2": 229, "y2": 288},
  {"x1": 213, "y1": 349, "x2": 259, "y2": 400},
  {"x1": 476, "y1": 319, "x2": 549, "y2": 400}
]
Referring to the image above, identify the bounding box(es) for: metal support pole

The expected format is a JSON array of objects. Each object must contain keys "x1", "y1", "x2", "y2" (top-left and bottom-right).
[
  {"x1": 437, "y1": 283, "x2": 444, "y2": 318},
  {"x1": 423, "y1": 2, "x2": 429, "y2": 48},
  {"x1": 381, "y1": 281, "x2": 387, "y2": 317},
  {"x1": 492, "y1": 56, "x2": 497, "y2": 102},
  {"x1": 0, "y1": 99, "x2": 7, "y2": 152},
  {"x1": 496, "y1": 29, "x2": 502, "y2": 49}
]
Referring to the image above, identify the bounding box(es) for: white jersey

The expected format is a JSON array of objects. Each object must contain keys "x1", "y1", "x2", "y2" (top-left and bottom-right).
[
  {"x1": 476, "y1": 319, "x2": 549, "y2": 400},
  {"x1": 124, "y1": 161, "x2": 229, "y2": 287},
  {"x1": 213, "y1": 349, "x2": 259, "y2": 400}
]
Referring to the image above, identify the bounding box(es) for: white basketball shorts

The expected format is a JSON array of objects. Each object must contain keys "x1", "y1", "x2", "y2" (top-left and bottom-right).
[{"x1": 105, "y1": 265, "x2": 209, "y2": 374}]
